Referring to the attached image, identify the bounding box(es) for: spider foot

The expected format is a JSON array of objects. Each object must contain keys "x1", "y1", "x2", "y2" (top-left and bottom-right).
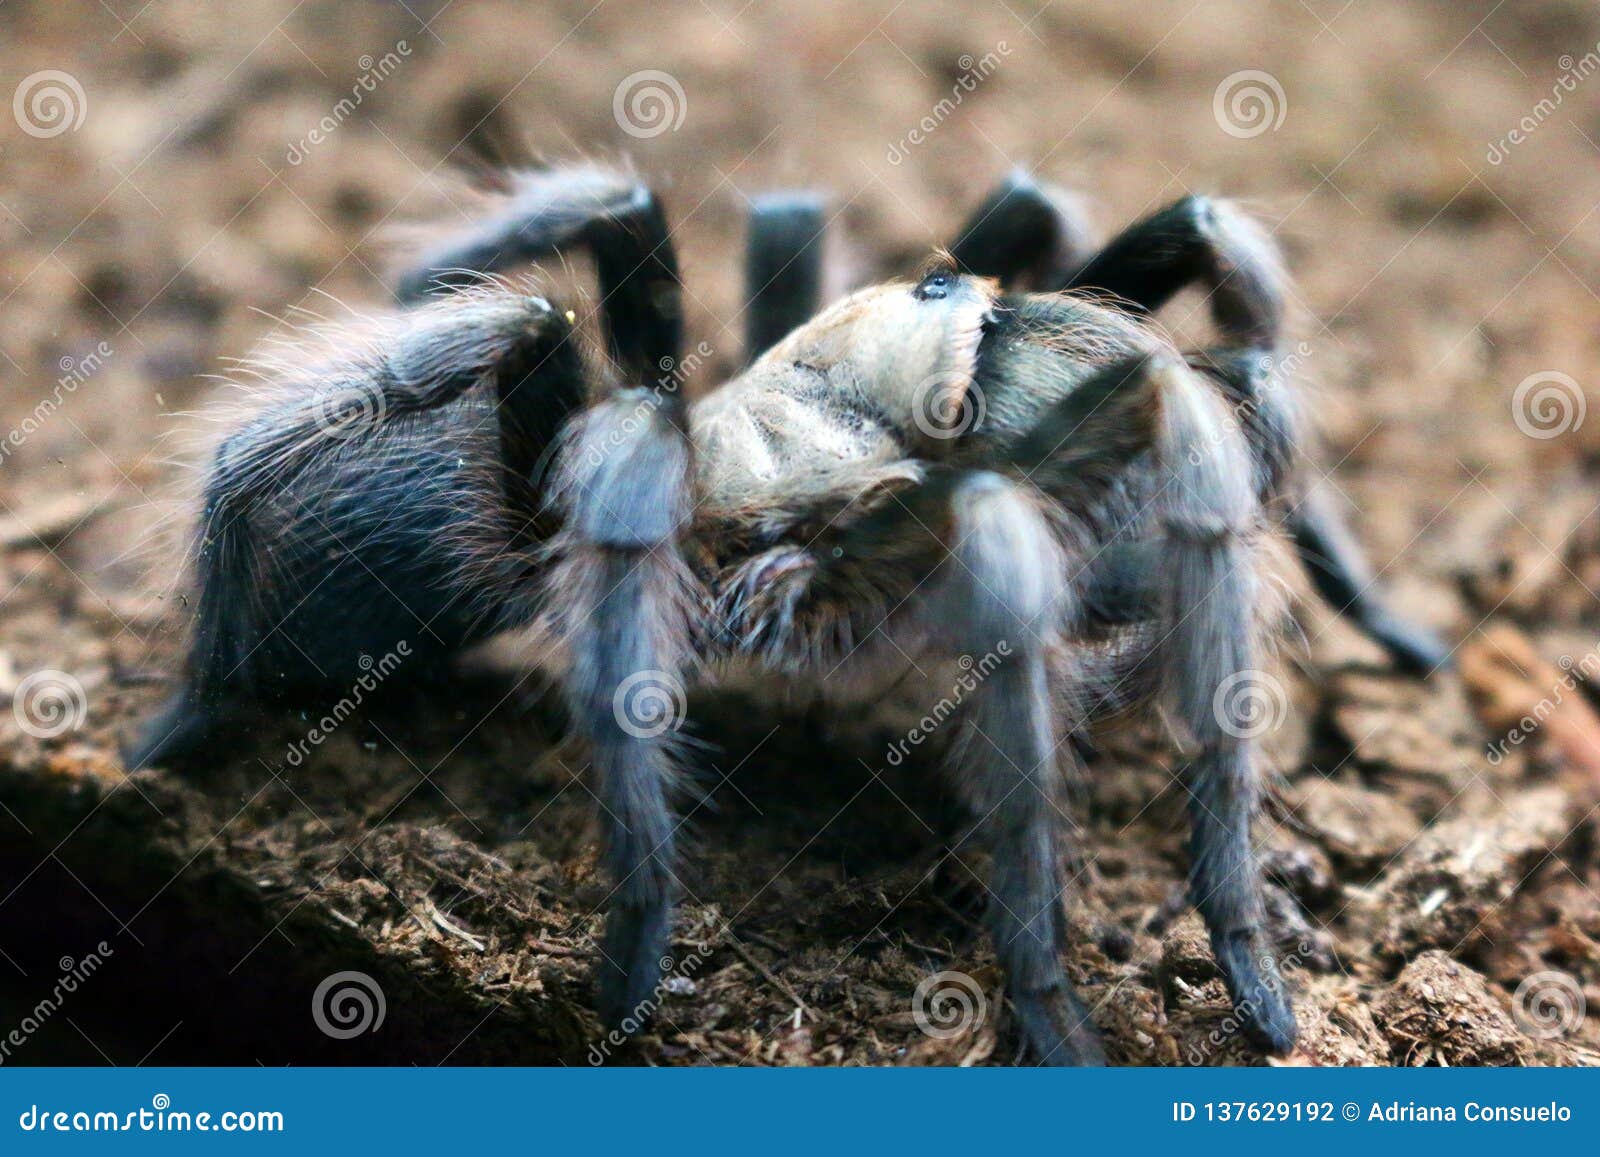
[
  {"x1": 596, "y1": 899, "x2": 673, "y2": 1032},
  {"x1": 1014, "y1": 985, "x2": 1108, "y2": 1066},
  {"x1": 1215, "y1": 931, "x2": 1298, "y2": 1055}
]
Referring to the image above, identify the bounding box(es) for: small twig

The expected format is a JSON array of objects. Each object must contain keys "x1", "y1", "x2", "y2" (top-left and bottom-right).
[
  {"x1": 903, "y1": 937, "x2": 952, "y2": 960},
  {"x1": 729, "y1": 925, "x2": 789, "y2": 955},
  {"x1": 727, "y1": 937, "x2": 815, "y2": 1023},
  {"x1": 424, "y1": 898, "x2": 487, "y2": 951},
  {"x1": 525, "y1": 936, "x2": 592, "y2": 958}
]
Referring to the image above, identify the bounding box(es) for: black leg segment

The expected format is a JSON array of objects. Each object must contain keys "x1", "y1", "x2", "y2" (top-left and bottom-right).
[
  {"x1": 743, "y1": 192, "x2": 827, "y2": 363},
  {"x1": 1290, "y1": 485, "x2": 1450, "y2": 674},
  {"x1": 1066, "y1": 194, "x2": 1283, "y2": 347},
  {"x1": 952, "y1": 169, "x2": 1096, "y2": 291},
  {"x1": 396, "y1": 167, "x2": 683, "y2": 382}
]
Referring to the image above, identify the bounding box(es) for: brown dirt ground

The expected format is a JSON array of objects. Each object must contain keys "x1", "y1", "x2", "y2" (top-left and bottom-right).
[{"x1": 2, "y1": 0, "x2": 1600, "y2": 1066}]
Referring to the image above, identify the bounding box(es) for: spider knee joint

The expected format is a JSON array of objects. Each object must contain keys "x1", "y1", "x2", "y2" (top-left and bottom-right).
[
  {"x1": 941, "y1": 471, "x2": 1067, "y2": 654},
  {"x1": 563, "y1": 390, "x2": 691, "y2": 550}
]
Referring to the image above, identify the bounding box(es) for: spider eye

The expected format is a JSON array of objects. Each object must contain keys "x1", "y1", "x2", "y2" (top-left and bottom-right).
[{"x1": 913, "y1": 270, "x2": 954, "y2": 301}]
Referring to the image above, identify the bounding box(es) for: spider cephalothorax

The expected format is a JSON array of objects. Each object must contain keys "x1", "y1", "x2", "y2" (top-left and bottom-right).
[{"x1": 130, "y1": 164, "x2": 1447, "y2": 1065}]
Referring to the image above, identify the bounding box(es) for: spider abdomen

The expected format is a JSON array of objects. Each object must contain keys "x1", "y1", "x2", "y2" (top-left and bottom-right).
[{"x1": 196, "y1": 401, "x2": 504, "y2": 695}]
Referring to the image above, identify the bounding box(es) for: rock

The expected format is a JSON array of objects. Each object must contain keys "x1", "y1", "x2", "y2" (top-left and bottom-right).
[
  {"x1": 1374, "y1": 787, "x2": 1573, "y2": 959},
  {"x1": 1460, "y1": 624, "x2": 1600, "y2": 799},
  {"x1": 1261, "y1": 834, "x2": 1339, "y2": 907},
  {"x1": 1293, "y1": 985, "x2": 1392, "y2": 1066},
  {"x1": 1330, "y1": 672, "x2": 1484, "y2": 787},
  {"x1": 1288, "y1": 776, "x2": 1420, "y2": 863},
  {"x1": 1372, "y1": 951, "x2": 1528, "y2": 1066},
  {"x1": 1157, "y1": 914, "x2": 1221, "y2": 997}
]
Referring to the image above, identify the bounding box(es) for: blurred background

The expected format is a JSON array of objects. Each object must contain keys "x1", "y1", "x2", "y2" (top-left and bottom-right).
[{"x1": 0, "y1": 0, "x2": 1598, "y2": 1066}]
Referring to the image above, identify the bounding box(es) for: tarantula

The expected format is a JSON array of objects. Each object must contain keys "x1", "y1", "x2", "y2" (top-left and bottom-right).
[{"x1": 129, "y1": 164, "x2": 1446, "y2": 1064}]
